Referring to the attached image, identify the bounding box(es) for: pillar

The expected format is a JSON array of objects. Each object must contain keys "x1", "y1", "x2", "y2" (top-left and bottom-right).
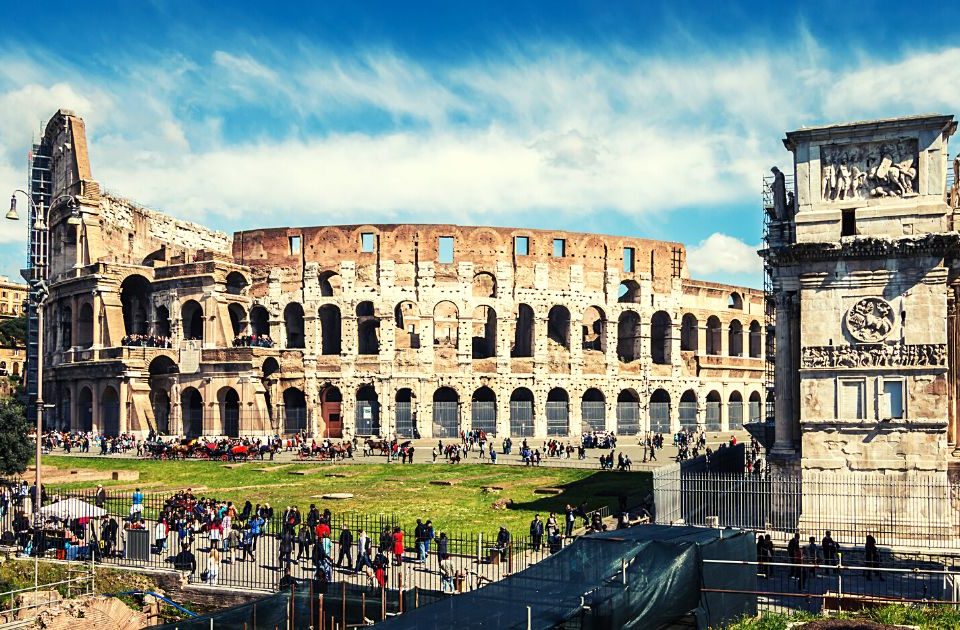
[{"x1": 771, "y1": 291, "x2": 797, "y2": 455}]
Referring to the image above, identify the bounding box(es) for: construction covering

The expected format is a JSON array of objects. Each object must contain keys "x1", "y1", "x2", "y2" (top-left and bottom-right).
[{"x1": 373, "y1": 524, "x2": 756, "y2": 629}]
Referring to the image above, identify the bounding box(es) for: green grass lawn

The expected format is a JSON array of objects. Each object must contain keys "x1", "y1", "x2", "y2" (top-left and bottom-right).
[
  {"x1": 41, "y1": 456, "x2": 650, "y2": 535},
  {"x1": 725, "y1": 606, "x2": 960, "y2": 630}
]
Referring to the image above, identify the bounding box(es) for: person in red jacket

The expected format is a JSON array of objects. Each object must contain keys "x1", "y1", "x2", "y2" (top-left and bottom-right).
[{"x1": 392, "y1": 526, "x2": 404, "y2": 565}]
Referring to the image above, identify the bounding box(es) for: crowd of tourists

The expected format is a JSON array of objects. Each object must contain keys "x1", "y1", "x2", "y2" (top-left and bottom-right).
[
  {"x1": 232, "y1": 334, "x2": 275, "y2": 348},
  {"x1": 121, "y1": 334, "x2": 173, "y2": 348},
  {"x1": 757, "y1": 530, "x2": 885, "y2": 591}
]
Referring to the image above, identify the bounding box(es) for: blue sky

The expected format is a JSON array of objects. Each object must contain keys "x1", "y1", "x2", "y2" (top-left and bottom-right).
[{"x1": 1, "y1": 1, "x2": 959, "y2": 289}]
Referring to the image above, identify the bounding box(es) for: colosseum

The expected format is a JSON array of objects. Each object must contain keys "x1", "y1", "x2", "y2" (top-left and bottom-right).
[{"x1": 27, "y1": 109, "x2": 768, "y2": 439}]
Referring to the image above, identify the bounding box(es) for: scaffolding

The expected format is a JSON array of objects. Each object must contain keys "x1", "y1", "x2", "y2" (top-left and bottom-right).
[{"x1": 24, "y1": 141, "x2": 51, "y2": 422}]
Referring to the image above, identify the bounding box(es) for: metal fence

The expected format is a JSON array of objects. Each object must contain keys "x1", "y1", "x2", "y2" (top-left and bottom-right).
[
  {"x1": 654, "y1": 470, "x2": 960, "y2": 551},
  {"x1": 748, "y1": 401, "x2": 761, "y2": 424},
  {"x1": 616, "y1": 402, "x2": 640, "y2": 436},
  {"x1": 395, "y1": 402, "x2": 414, "y2": 438},
  {"x1": 679, "y1": 402, "x2": 697, "y2": 431},
  {"x1": 355, "y1": 401, "x2": 380, "y2": 435},
  {"x1": 728, "y1": 402, "x2": 744, "y2": 430},
  {"x1": 284, "y1": 408, "x2": 308, "y2": 434},
  {"x1": 471, "y1": 401, "x2": 496, "y2": 435},
  {"x1": 581, "y1": 401, "x2": 605, "y2": 433},
  {"x1": 650, "y1": 403, "x2": 670, "y2": 434},
  {"x1": 545, "y1": 401, "x2": 568, "y2": 436},
  {"x1": 432, "y1": 402, "x2": 459, "y2": 439},
  {"x1": 509, "y1": 401, "x2": 534, "y2": 437},
  {"x1": 704, "y1": 402, "x2": 721, "y2": 432}
]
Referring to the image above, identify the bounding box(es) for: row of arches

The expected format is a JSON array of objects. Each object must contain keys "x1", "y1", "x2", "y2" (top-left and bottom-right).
[{"x1": 678, "y1": 314, "x2": 763, "y2": 358}]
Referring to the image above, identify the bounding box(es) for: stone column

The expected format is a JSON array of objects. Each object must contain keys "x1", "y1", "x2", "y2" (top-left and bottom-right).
[{"x1": 771, "y1": 291, "x2": 797, "y2": 455}]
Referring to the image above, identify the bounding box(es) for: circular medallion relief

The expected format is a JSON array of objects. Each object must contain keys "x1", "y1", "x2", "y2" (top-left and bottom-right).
[{"x1": 845, "y1": 297, "x2": 895, "y2": 343}]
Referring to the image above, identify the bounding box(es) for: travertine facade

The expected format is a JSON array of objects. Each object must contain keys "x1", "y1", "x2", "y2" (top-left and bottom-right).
[
  {"x1": 32, "y1": 109, "x2": 766, "y2": 438},
  {"x1": 764, "y1": 114, "x2": 959, "y2": 536}
]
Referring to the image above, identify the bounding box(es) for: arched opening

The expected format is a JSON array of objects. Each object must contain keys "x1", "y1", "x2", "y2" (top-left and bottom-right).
[
  {"x1": 357, "y1": 301, "x2": 380, "y2": 355},
  {"x1": 581, "y1": 388, "x2": 606, "y2": 433},
  {"x1": 432, "y1": 387, "x2": 460, "y2": 438},
  {"x1": 100, "y1": 387, "x2": 120, "y2": 436},
  {"x1": 155, "y1": 305, "x2": 171, "y2": 338},
  {"x1": 77, "y1": 303, "x2": 94, "y2": 349},
  {"x1": 284, "y1": 302, "x2": 305, "y2": 348},
  {"x1": 59, "y1": 388, "x2": 71, "y2": 430},
  {"x1": 509, "y1": 387, "x2": 534, "y2": 437},
  {"x1": 262, "y1": 357, "x2": 280, "y2": 428},
  {"x1": 618, "y1": 280, "x2": 640, "y2": 303},
  {"x1": 181, "y1": 300, "x2": 203, "y2": 341},
  {"x1": 617, "y1": 311, "x2": 641, "y2": 363},
  {"x1": 679, "y1": 389, "x2": 698, "y2": 430},
  {"x1": 78, "y1": 387, "x2": 93, "y2": 432},
  {"x1": 219, "y1": 387, "x2": 241, "y2": 437},
  {"x1": 319, "y1": 305, "x2": 342, "y2": 355},
  {"x1": 181, "y1": 387, "x2": 204, "y2": 438},
  {"x1": 616, "y1": 389, "x2": 640, "y2": 435},
  {"x1": 650, "y1": 389, "x2": 671, "y2": 434},
  {"x1": 728, "y1": 319, "x2": 743, "y2": 357},
  {"x1": 471, "y1": 305, "x2": 496, "y2": 359},
  {"x1": 59, "y1": 305, "x2": 72, "y2": 349},
  {"x1": 149, "y1": 355, "x2": 177, "y2": 435},
  {"x1": 705, "y1": 390, "x2": 722, "y2": 431},
  {"x1": 706, "y1": 316, "x2": 722, "y2": 355},
  {"x1": 472, "y1": 272, "x2": 496, "y2": 298},
  {"x1": 728, "y1": 292, "x2": 743, "y2": 309},
  {"x1": 471, "y1": 386, "x2": 496, "y2": 435},
  {"x1": 749, "y1": 320, "x2": 762, "y2": 358},
  {"x1": 582, "y1": 306, "x2": 605, "y2": 353},
  {"x1": 728, "y1": 391, "x2": 744, "y2": 430},
  {"x1": 681, "y1": 314, "x2": 698, "y2": 352},
  {"x1": 356, "y1": 385, "x2": 381, "y2": 435},
  {"x1": 321, "y1": 386, "x2": 343, "y2": 438},
  {"x1": 546, "y1": 388, "x2": 569, "y2": 436},
  {"x1": 151, "y1": 389, "x2": 171, "y2": 435},
  {"x1": 250, "y1": 306, "x2": 270, "y2": 337},
  {"x1": 650, "y1": 311, "x2": 671, "y2": 364},
  {"x1": 547, "y1": 305, "x2": 571, "y2": 350},
  {"x1": 225, "y1": 272, "x2": 248, "y2": 296},
  {"x1": 433, "y1": 301, "x2": 459, "y2": 347},
  {"x1": 11, "y1": 363, "x2": 18, "y2": 377},
  {"x1": 120, "y1": 275, "x2": 152, "y2": 337},
  {"x1": 283, "y1": 387, "x2": 307, "y2": 434},
  {"x1": 318, "y1": 271, "x2": 341, "y2": 297},
  {"x1": 749, "y1": 391, "x2": 763, "y2": 423},
  {"x1": 228, "y1": 303, "x2": 247, "y2": 338},
  {"x1": 394, "y1": 301, "x2": 420, "y2": 350},
  {"x1": 395, "y1": 388, "x2": 415, "y2": 438},
  {"x1": 511, "y1": 304, "x2": 534, "y2": 358}
]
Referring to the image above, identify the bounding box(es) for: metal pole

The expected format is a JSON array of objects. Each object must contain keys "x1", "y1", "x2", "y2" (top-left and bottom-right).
[{"x1": 33, "y1": 216, "x2": 45, "y2": 592}]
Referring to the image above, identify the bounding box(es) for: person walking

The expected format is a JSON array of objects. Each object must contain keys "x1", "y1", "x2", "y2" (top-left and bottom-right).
[
  {"x1": 529, "y1": 514, "x2": 544, "y2": 552},
  {"x1": 414, "y1": 519, "x2": 428, "y2": 563},
  {"x1": 337, "y1": 524, "x2": 354, "y2": 570},
  {"x1": 439, "y1": 553, "x2": 456, "y2": 593},
  {"x1": 564, "y1": 505, "x2": 576, "y2": 538},
  {"x1": 297, "y1": 522, "x2": 314, "y2": 563},
  {"x1": 392, "y1": 527, "x2": 405, "y2": 565},
  {"x1": 865, "y1": 534, "x2": 883, "y2": 581}
]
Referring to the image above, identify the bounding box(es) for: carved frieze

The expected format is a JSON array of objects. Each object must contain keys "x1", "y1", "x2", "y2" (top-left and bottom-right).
[
  {"x1": 801, "y1": 343, "x2": 946, "y2": 369},
  {"x1": 845, "y1": 297, "x2": 895, "y2": 343},
  {"x1": 820, "y1": 139, "x2": 918, "y2": 201}
]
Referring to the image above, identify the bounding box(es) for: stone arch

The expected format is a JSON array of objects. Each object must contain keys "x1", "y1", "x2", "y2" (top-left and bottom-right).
[
  {"x1": 509, "y1": 387, "x2": 535, "y2": 437},
  {"x1": 319, "y1": 304, "x2": 342, "y2": 355},
  {"x1": 356, "y1": 385, "x2": 381, "y2": 435},
  {"x1": 225, "y1": 271, "x2": 249, "y2": 296},
  {"x1": 512, "y1": 303, "x2": 535, "y2": 358},
  {"x1": 706, "y1": 316, "x2": 722, "y2": 355},
  {"x1": 471, "y1": 305, "x2": 496, "y2": 359},
  {"x1": 617, "y1": 310, "x2": 642, "y2": 362},
  {"x1": 394, "y1": 301, "x2": 421, "y2": 350},
  {"x1": 120, "y1": 274, "x2": 152, "y2": 337},
  {"x1": 321, "y1": 385, "x2": 343, "y2": 438},
  {"x1": 181, "y1": 387, "x2": 204, "y2": 438},
  {"x1": 262, "y1": 357, "x2": 280, "y2": 426},
  {"x1": 728, "y1": 390, "x2": 744, "y2": 429},
  {"x1": 728, "y1": 319, "x2": 743, "y2": 357},
  {"x1": 432, "y1": 386, "x2": 460, "y2": 438},
  {"x1": 681, "y1": 314, "x2": 698, "y2": 352},
  {"x1": 318, "y1": 271, "x2": 341, "y2": 297},
  {"x1": 284, "y1": 302, "x2": 305, "y2": 348},
  {"x1": 581, "y1": 306, "x2": 606, "y2": 352},
  {"x1": 151, "y1": 388, "x2": 171, "y2": 435},
  {"x1": 546, "y1": 387, "x2": 570, "y2": 436},
  {"x1": 679, "y1": 389, "x2": 698, "y2": 430},
  {"x1": 650, "y1": 389, "x2": 671, "y2": 434},
  {"x1": 155, "y1": 305, "x2": 171, "y2": 338},
  {"x1": 618, "y1": 280, "x2": 641, "y2": 303},
  {"x1": 581, "y1": 388, "x2": 606, "y2": 433},
  {"x1": 249, "y1": 305, "x2": 270, "y2": 337},
  {"x1": 616, "y1": 389, "x2": 640, "y2": 435},
  {"x1": 433, "y1": 301, "x2": 459, "y2": 347},
  {"x1": 728, "y1": 292, "x2": 743, "y2": 309},
  {"x1": 218, "y1": 387, "x2": 241, "y2": 437},
  {"x1": 357, "y1": 301, "x2": 379, "y2": 355},
  {"x1": 100, "y1": 386, "x2": 120, "y2": 437},
  {"x1": 651, "y1": 310, "x2": 671, "y2": 364},
  {"x1": 283, "y1": 386, "x2": 307, "y2": 434},
  {"x1": 78, "y1": 386, "x2": 93, "y2": 432},
  {"x1": 749, "y1": 320, "x2": 762, "y2": 358},
  {"x1": 705, "y1": 390, "x2": 722, "y2": 431},
  {"x1": 547, "y1": 305, "x2": 571, "y2": 350},
  {"x1": 471, "y1": 386, "x2": 496, "y2": 435},
  {"x1": 181, "y1": 300, "x2": 203, "y2": 341},
  {"x1": 472, "y1": 272, "x2": 497, "y2": 298},
  {"x1": 78, "y1": 302, "x2": 94, "y2": 349},
  {"x1": 228, "y1": 303, "x2": 247, "y2": 338},
  {"x1": 394, "y1": 387, "x2": 415, "y2": 438},
  {"x1": 749, "y1": 390, "x2": 763, "y2": 423}
]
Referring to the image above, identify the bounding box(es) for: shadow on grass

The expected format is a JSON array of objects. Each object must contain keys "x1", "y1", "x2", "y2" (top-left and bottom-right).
[{"x1": 506, "y1": 470, "x2": 651, "y2": 516}]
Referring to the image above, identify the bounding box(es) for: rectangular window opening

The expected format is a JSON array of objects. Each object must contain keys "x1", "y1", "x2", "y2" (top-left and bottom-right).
[
  {"x1": 438, "y1": 236, "x2": 455, "y2": 264},
  {"x1": 841, "y1": 209, "x2": 856, "y2": 237},
  {"x1": 514, "y1": 236, "x2": 530, "y2": 256},
  {"x1": 882, "y1": 380, "x2": 904, "y2": 420},
  {"x1": 553, "y1": 239, "x2": 566, "y2": 257},
  {"x1": 840, "y1": 379, "x2": 865, "y2": 420},
  {"x1": 289, "y1": 235, "x2": 302, "y2": 255},
  {"x1": 623, "y1": 247, "x2": 635, "y2": 273},
  {"x1": 361, "y1": 232, "x2": 375, "y2": 253}
]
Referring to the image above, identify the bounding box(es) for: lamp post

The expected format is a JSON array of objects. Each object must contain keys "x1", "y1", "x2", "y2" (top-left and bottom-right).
[{"x1": 7, "y1": 190, "x2": 80, "y2": 526}]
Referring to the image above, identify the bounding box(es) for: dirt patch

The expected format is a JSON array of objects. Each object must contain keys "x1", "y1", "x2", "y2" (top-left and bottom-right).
[{"x1": 795, "y1": 621, "x2": 913, "y2": 629}]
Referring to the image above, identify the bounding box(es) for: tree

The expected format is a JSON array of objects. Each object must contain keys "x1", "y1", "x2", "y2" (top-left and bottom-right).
[
  {"x1": 0, "y1": 315, "x2": 26, "y2": 347},
  {"x1": 0, "y1": 398, "x2": 31, "y2": 475}
]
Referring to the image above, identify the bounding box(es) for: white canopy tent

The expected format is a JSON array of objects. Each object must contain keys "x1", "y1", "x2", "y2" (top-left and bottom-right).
[{"x1": 39, "y1": 498, "x2": 107, "y2": 520}]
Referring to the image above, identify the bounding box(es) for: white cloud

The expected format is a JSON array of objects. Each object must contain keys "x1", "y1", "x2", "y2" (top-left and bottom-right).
[{"x1": 687, "y1": 233, "x2": 763, "y2": 276}]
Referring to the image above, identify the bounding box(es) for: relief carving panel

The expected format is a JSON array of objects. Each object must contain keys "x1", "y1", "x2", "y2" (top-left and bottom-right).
[
  {"x1": 820, "y1": 139, "x2": 918, "y2": 201},
  {"x1": 801, "y1": 343, "x2": 946, "y2": 369}
]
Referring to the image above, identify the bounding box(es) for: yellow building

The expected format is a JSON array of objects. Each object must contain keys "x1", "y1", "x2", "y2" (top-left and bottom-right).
[
  {"x1": 0, "y1": 277, "x2": 27, "y2": 318},
  {"x1": 0, "y1": 276, "x2": 28, "y2": 381}
]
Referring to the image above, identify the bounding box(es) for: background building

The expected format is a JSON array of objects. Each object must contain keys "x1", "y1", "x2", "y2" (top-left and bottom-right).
[{"x1": 29, "y1": 109, "x2": 766, "y2": 438}]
